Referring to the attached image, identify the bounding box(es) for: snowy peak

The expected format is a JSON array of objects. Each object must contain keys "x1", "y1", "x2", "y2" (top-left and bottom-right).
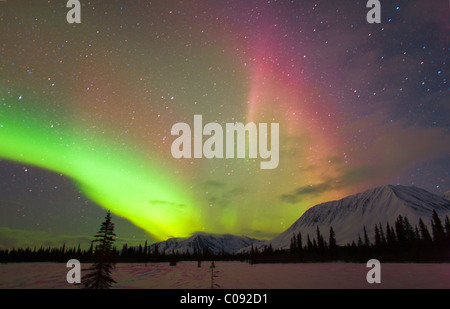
[
  {"x1": 296, "y1": 185, "x2": 448, "y2": 227},
  {"x1": 387, "y1": 185, "x2": 450, "y2": 213},
  {"x1": 150, "y1": 232, "x2": 264, "y2": 255},
  {"x1": 268, "y1": 185, "x2": 450, "y2": 249}
]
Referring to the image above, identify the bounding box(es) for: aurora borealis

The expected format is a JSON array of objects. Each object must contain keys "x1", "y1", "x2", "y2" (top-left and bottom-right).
[{"x1": 0, "y1": 0, "x2": 448, "y2": 248}]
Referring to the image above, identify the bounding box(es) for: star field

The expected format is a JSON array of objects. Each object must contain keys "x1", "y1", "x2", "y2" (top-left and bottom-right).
[{"x1": 0, "y1": 0, "x2": 448, "y2": 248}]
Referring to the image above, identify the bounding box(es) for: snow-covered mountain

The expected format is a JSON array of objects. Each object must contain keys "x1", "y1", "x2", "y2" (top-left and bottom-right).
[
  {"x1": 150, "y1": 232, "x2": 264, "y2": 255},
  {"x1": 260, "y1": 185, "x2": 450, "y2": 250}
]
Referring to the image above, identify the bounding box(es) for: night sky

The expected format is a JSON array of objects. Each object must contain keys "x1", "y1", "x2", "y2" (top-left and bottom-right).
[{"x1": 0, "y1": 0, "x2": 448, "y2": 249}]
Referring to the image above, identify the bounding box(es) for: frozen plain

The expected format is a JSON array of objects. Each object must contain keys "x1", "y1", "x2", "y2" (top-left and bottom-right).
[{"x1": 0, "y1": 262, "x2": 449, "y2": 289}]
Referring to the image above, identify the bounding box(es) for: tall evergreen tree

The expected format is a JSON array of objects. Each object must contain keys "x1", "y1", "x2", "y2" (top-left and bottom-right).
[
  {"x1": 357, "y1": 234, "x2": 363, "y2": 248},
  {"x1": 374, "y1": 225, "x2": 382, "y2": 248},
  {"x1": 414, "y1": 226, "x2": 420, "y2": 242},
  {"x1": 328, "y1": 227, "x2": 337, "y2": 258},
  {"x1": 290, "y1": 233, "x2": 297, "y2": 253},
  {"x1": 121, "y1": 244, "x2": 128, "y2": 258},
  {"x1": 445, "y1": 216, "x2": 450, "y2": 240},
  {"x1": 418, "y1": 218, "x2": 432, "y2": 245},
  {"x1": 82, "y1": 210, "x2": 117, "y2": 289},
  {"x1": 296, "y1": 232, "x2": 304, "y2": 260},
  {"x1": 144, "y1": 240, "x2": 148, "y2": 259},
  {"x1": 88, "y1": 242, "x2": 94, "y2": 258},
  {"x1": 431, "y1": 210, "x2": 445, "y2": 244},
  {"x1": 395, "y1": 215, "x2": 407, "y2": 247},
  {"x1": 403, "y1": 216, "x2": 415, "y2": 243},
  {"x1": 363, "y1": 226, "x2": 370, "y2": 247},
  {"x1": 378, "y1": 223, "x2": 387, "y2": 247},
  {"x1": 209, "y1": 262, "x2": 220, "y2": 289},
  {"x1": 316, "y1": 226, "x2": 326, "y2": 253},
  {"x1": 138, "y1": 244, "x2": 143, "y2": 260},
  {"x1": 386, "y1": 222, "x2": 396, "y2": 248},
  {"x1": 306, "y1": 234, "x2": 313, "y2": 253}
]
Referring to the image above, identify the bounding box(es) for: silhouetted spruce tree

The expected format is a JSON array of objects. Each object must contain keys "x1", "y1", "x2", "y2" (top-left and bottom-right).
[
  {"x1": 385, "y1": 222, "x2": 396, "y2": 249},
  {"x1": 445, "y1": 216, "x2": 450, "y2": 242},
  {"x1": 414, "y1": 226, "x2": 420, "y2": 243},
  {"x1": 378, "y1": 223, "x2": 387, "y2": 247},
  {"x1": 121, "y1": 244, "x2": 128, "y2": 259},
  {"x1": 357, "y1": 234, "x2": 363, "y2": 248},
  {"x1": 76, "y1": 244, "x2": 82, "y2": 258},
  {"x1": 328, "y1": 227, "x2": 337, "y2": 259},
  {"x1": 444, "y1": 216, "x2": 450, "y2": 250},
  {"x1": 363, "y1": 226, "x2": 370, "y2": 247},
  {"x1": 316, "y1": 226, "x2": 326, "y2": 254},
  {"x1": 138, "y1": 244, "x2": 143, "y2": 258},
  {"x1": 209, "y1": 262, "x2": 220, "y2": 289},
  {"x1": 82, "y1": 210, "x2": 117, "y2": 289},
  {"x1": 403, "y1": 217, "x2": 415, "y2": 242},
  {"x1": 296, "y1": 232, "x2": 304, "y2": 260},
  {"x1": 312, "y1": 239, "x2": 318, "y2": 253},
  {"x1": 203, "y1": 246, "x2": 212, "y2": 260},
  {"x1": 143, "y1": 240, "x2": 148, "y2": 262},
  {"x1": 249, "y1": 244, "x2": 258, "y2": 264},
  {"x1": 61, "y1": 243, "x2": 66, "y2": 258},
  {"x1": 374, "y1": 225, "x2": 382, "y2": 248},
  {"x1": 306, "y1": 234, "x2": 313, "y2": 253},
  {"x1": 431, "y1": 210, "x2": 445, "y2": 246},
  {"x1": 290, "y1": 233, "x2": 297, "y2": 253},
  {"x1": 88, "y1": 242, "x2": 94, "y2": 260},
  {"x1": 395, "y1": 216, "x2": 407, "y2": 248}
]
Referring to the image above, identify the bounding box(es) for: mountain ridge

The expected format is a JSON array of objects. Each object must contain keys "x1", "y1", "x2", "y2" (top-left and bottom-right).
[
  {"x1": 149, "y1": 232, "x2": 264, "y2": 255},
  {"x1": 261, "y1": 185, "x2": 450, "y2": 250},
  {"x1": 149, "y1": 185, "x2": 450, "y2": 254}
]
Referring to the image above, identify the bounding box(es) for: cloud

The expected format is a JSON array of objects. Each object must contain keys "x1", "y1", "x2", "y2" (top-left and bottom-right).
[
  {"x1": 280, "y1": 163, "x2": 392, "y2": 204},
  {"x1": 281, "y1": 182, "x2": 335, "y2": 204},
  {"x1": 282, "y1": 120, "x2": 450, "y2": 205}
]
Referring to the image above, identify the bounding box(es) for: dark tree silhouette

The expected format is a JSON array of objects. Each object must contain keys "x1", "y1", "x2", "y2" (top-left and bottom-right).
[
  {"x1": 374, "y1": 224, "x2": 382, "y2": 248},
  {"x1": 363, "y1": 226, "x2": 370, "y2": 247},
  {"x1": 82, "y1": 210, "x2": 117, "y2": 289},
  {"x1": 328, "y1": 227, "x2": 337, "y2": 258},
  {"x1": 297, "y1": 232, "x2": 304, "y2": 260},
  {"x1": 316, "y1": 226, "x2": 326, "y2": 254},
  {"x1": 209, "y1": 262, "x2": 220, "y2": 289},
  {"x1": 357, "y1": 234, "x2": 363, "y2": 247},
  {"x1": 431, "y1": 210, "x2": 445, "y2": 245},
  {"x1": 378, "y1": 223, "x2": 387, "y2": 247},
  {"x1": 419, "y1": 218, "x2": 432, "y2": 245},
  {"x1": 3, "y1": 212, "x2": 450, "y2": 264},
  {"x1": 445, "y1": 216, "x2": 450, "y2": 240},
  {"x1": 385, "y1": 222, "x2": 396, "y2": 248},
  {"x1": 306, "y1": 234, "x2": 313, "y2": 253}
]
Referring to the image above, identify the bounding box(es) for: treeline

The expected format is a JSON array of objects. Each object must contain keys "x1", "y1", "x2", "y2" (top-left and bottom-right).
[
  {"x1": 119, "y1": 242, "x2": 248, "y2": 263},
  {"x1": 0, "y1": 243, "x2": 96, "y2": 263},
  {"x1": 1, "y1": 211, "x2": 449, "y2": 264},
  {"x1": 249, "y1": 210, "x2": 450, "y2": 264},
  {"x1": 0, "y1": 240, "x2": 249, "y2": 264}
]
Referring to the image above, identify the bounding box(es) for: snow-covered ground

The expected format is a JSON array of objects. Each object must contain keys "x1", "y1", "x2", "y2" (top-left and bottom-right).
[{"x1": 0, "y1": 262, "x2": 449, "y2": 289}]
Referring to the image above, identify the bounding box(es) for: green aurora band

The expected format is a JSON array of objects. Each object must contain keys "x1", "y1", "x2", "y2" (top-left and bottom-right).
[{"x1": 0, "y1": 98, "x2": 202, "y2": 240}]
